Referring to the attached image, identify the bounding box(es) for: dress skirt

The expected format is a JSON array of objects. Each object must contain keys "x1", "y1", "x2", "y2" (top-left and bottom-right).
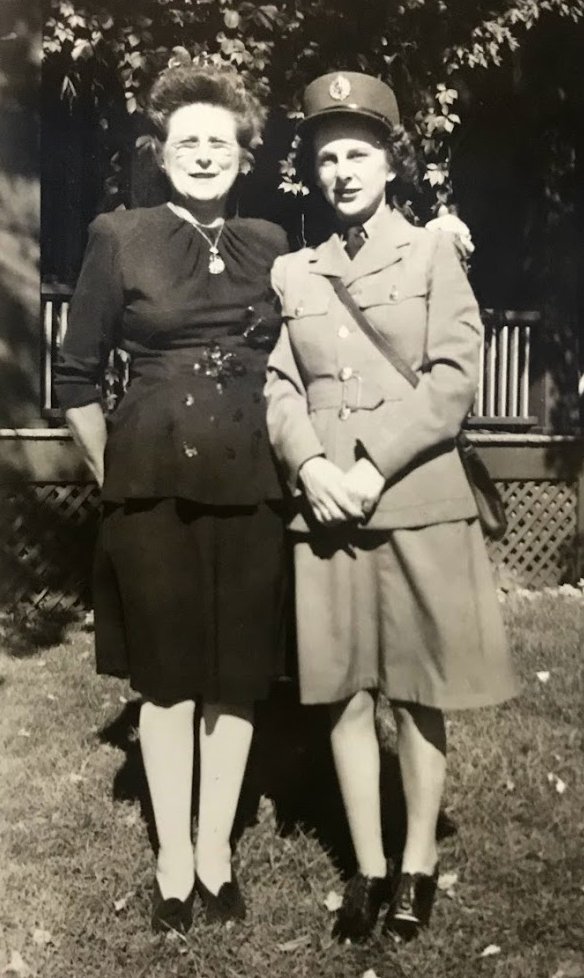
[
  {"x1": 93, "y1": 498, "x2": 288, "y2": 704},
  {"x1": 293, "y1": 518, "x2": 518, "y2": 708}
]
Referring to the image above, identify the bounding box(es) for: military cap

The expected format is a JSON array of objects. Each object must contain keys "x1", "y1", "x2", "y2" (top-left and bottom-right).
[{"x1": 300, "y1": 72, "x2": 400, "y2": 132}]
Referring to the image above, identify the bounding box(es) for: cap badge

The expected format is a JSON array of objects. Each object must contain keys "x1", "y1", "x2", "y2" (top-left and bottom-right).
[{"x1": 329, "y1": 74, "x2": 351, "y2": 102}]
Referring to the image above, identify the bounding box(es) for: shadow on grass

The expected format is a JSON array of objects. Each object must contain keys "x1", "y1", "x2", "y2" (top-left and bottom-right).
[
  {"x1": 98, "y1": 683, "x2": 456, "y2": 879},
  {"x1": 0, "y1": 604, "x2": 81, "y2": 658}
]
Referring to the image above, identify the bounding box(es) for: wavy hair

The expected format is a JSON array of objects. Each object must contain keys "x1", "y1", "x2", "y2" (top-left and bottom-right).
[{"x1": 147, "y1": 65, "x2": 266, "y2": 153}]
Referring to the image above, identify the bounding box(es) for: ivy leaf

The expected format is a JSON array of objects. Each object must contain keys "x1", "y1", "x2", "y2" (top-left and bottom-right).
[{"x1": 224, "y1": 10, "x2": 240, "y2": 29}]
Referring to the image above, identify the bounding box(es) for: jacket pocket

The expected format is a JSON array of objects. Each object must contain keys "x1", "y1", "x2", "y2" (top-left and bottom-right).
[
  {"x1": 282, "y1": 293, "x2": 331, "y2": 320},
  {"x1": 356, "y1": 275, "x2": 427, "y2": 310}
]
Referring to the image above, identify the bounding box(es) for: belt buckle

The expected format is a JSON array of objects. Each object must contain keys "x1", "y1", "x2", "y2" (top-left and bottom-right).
[{"x1": 339, "y1": 371, "x2": 362, "y2": 420}]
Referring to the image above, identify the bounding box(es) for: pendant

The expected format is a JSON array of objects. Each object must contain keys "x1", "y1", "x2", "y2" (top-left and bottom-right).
[{"x1": 209, "y1": 248, "x2": 225, "y2": 275}]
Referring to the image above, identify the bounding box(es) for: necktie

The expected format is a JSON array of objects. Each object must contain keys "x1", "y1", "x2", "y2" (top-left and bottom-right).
[{"x1": 344, "y1": 225, "x2": 366, "y2": 260}]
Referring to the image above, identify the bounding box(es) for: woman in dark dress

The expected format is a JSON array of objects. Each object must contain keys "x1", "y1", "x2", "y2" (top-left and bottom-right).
[{"x1": 54, "y1": 65, "x2": 288, "y2": 933}]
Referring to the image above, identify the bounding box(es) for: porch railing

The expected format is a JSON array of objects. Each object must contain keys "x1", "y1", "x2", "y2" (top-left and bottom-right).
[
  {"x1": 468, "y1": 309, "x2": 541, "y2": 429},
  {"x1": 41, "y1": 285, "x2": 543, "y2": 429}
]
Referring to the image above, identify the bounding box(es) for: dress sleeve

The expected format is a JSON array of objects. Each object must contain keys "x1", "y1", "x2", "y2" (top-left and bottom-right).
[
  {"x1": 359, "y1": 232, "x2": 482, "y2": 480},
  {"x1": 264, "y1": 256, "x2": 325, "y2": 492},
  {"x1": 54, "y1": 215, "x2": 123, "y2": 411}
]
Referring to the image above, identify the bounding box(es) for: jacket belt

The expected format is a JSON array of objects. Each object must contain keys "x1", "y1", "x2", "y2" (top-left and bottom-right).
[{"x1": 307, "y1": 375, "x2": 385, "y2": 417}]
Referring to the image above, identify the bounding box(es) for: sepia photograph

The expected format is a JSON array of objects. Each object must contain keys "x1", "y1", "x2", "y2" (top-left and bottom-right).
[{"x1": 0, "y1": 1, "x2": 583, "y2": 975}]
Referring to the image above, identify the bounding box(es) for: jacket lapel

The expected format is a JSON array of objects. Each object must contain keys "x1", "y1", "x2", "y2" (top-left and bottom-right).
[
  {"x1": 307, "y1": 207, "x2": 415, "y2": 284},
  {"x1": 307, "y1": 233, "x2": 351, "y2": 278},
  {"x1": 343, "y1": 208, "x2": 414, "y2": 286}
]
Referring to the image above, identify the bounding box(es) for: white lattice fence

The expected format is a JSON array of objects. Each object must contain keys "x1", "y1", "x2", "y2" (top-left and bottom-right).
[
  {"x1": 486, "y1": 480, "x2": 578, "y2": 587},
  {"x1": 0, "y1": 484, "x2": 101, "y2": 611},
  {"x1": 0, "y1": 477, "x2": 580, "y2": 611}
]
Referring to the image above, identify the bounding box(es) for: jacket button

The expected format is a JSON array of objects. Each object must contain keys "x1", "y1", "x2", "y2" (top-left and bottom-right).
[
  {"x1": 182, "y1": 442, "x2": 198, "y2": 459},
  {"x1": 389, "y1": 286, "x2": 399, "y2": 302},
  {"x1": 294, "y1": 303, "x2": 304, "y2": 316},
  {"x1": 338, "y1": 325, "x2": 349, "y2": 339},
  {"x1": 338, "y1": 366, "x2": 353, "y2": 381},
  {"x1": 184, "y1": 393, "x2": 194, "y2": 407}
]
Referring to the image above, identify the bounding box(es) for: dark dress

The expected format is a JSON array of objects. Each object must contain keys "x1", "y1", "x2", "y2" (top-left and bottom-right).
[{"x1": 55, "y1": 204, "x2": 290, "y2": 704}]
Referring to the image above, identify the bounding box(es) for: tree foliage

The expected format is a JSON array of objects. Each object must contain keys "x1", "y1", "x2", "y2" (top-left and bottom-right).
[{"x1": 43, "y1": 0, "x2": 584, "y2": 212}]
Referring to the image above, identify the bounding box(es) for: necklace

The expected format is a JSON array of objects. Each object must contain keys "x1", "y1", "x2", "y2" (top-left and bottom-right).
[{"x1": 167, "y1": 203, "x2": 226, "y2": 274}]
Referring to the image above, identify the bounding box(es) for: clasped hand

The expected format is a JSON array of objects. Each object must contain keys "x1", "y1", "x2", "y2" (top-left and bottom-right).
[{"x1": 299, "y1": 456, "x2": 385, "y2": 526}]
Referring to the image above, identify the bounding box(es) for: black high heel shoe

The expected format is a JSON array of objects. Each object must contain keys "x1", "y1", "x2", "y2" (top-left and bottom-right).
[
  {"x1": 332, "y1": 872, "x2": 391, "y2": 943},
  {"x1": 384, "y1": 866, "x2": 439, "y2": 942},
  {"x1": 151, "y1": 879, "x2": 196, "y2": 935},
  {"x1": 195, "y1": 871, "x2": 246, "y2": 923}
]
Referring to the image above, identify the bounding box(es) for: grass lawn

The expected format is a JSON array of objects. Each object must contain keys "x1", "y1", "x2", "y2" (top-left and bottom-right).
[{"x1": 0, "y1": 592, "x2": 582, "y2": 978}]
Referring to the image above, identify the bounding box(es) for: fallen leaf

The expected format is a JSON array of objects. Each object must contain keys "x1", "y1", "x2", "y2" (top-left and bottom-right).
[
  {"x1": 480, "y1": 944, "x2": 501, "y2": 958},
  {"x1": 118, "y1": 695, "x2": 128, "y2": 704},
  {"x1": 362, "y1": 971, "x2": 380, "y2": 978},
  {"x1": 113, "y1": 892, "x2": 133, "y2": 913},
  {"x1": 505, "y1": 779, "x2": 515, "y2": 792},
  {"x1": 323, "y1": 890, "x2": 343, "y2": 912},
  {"x1": 69, "y1": 773, "x2": 85, "y2": 784},
  {"x1": 18, "y1": 729, "x2": 31, "y2": 738},
  {"x1": 46, "y1": 694, "x2": 57, "y2": 702},
  {"x1": 276, "y1": 935, "x2": 311, "y2": 952},
  {"x1": 3, "y1": 950, "x2": 33, "y2": 976},
  {"x1": 547, "y1": 772, "x2": 568, "y2": 794},
  {"x1": 536, "y1": 671, "x2": 550, "y2": 683},
  {"x1": 37, "y1": 660, "x2": 46, "y2": 667},
  {"x1": 438, "y1": 871, "x2": 459, "y2": 891},
  {"x1": 163, "y1": 929, "x2": 187, "y2": 945},
  {"x1": 31, "y1": 929, "x2": 53, "y2": 947}
]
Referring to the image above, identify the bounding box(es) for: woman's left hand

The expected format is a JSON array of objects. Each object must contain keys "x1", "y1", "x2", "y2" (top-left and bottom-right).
[{"x1": 343, "y1": 458, "x2": 385, "y2": 518}]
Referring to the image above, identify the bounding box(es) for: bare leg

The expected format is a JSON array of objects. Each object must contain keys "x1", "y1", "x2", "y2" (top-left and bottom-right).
[
  {"x1": 139, "y1": 699, "x2": 195, "y2": 900},
  {"x1": 195, "y1": 701, "x2": 254, "y2": 895},
  {"x1": 392, "y1": 703, "x2": 446, "y2": 875},
  {"x1": 330, "y1": 691, "x2": 387, "y2": 878}
]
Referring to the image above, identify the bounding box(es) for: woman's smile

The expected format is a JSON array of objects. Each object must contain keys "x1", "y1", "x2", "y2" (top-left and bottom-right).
[{"x1": 162, "y1": 102, "x2": 241, "y2": 213}]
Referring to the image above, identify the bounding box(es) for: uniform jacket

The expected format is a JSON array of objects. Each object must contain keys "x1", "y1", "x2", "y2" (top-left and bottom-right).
[{"x1": 265, "y1": 207, "x2": 482, "y2": 531}]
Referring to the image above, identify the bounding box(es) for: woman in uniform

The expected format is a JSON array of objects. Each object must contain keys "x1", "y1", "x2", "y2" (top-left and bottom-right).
[
  {"x1": 55, "y1": 64, "x2": 288, "y2": 933},
  {"x1": 265, "y1": 72, "x2": 517, "y2": 943}
]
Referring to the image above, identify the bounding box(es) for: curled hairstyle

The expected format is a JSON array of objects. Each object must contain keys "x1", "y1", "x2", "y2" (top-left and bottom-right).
[{"x1": 147, "y1": 65, "x2": 266, "y2": 153}]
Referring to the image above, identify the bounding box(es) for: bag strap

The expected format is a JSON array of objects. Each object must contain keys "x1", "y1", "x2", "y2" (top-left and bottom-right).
[
  {"x1": 328, "y1": 276, "x2": 420, "y2": 390},
  {"x1": 328, "y1": 275, "x2": 474, "y2": 450}
]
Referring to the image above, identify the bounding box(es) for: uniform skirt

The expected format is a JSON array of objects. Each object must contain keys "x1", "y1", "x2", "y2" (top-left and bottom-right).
[
  {"x1": 293, "y1": 518, "x2": 518, "y2": 708},
  {"x1": 93, "y1": 498, "x2": 288, "y2": 704}
]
